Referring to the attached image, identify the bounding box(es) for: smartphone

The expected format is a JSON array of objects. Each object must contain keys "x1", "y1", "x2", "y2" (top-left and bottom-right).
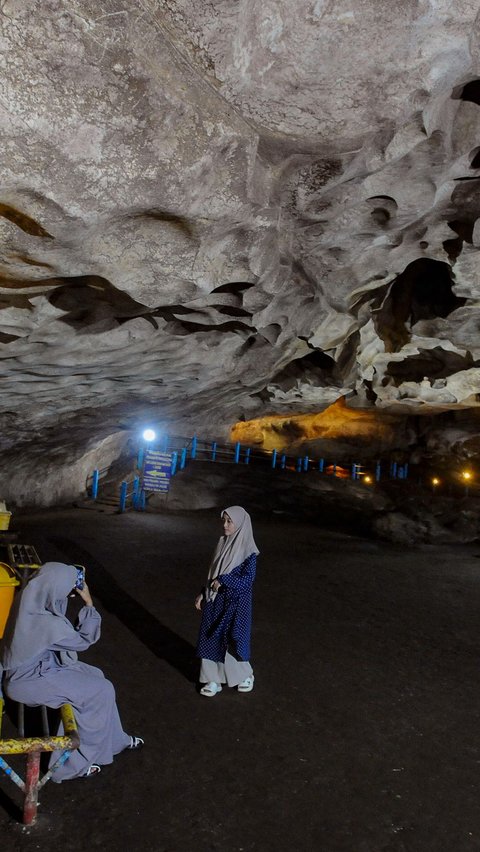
[{"x1": 74, "y1": 566, "x2": 85, "y2": 590}]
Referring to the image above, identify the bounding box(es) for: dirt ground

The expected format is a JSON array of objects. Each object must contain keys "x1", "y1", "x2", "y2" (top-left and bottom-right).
[{"x1": 2, "y1": 506, "x2": 480, "y2": 851}]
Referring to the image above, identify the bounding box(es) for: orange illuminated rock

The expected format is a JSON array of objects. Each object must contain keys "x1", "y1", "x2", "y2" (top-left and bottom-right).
[{"x1": 230, "y1": 397, "x2": 398, "y2": 453}]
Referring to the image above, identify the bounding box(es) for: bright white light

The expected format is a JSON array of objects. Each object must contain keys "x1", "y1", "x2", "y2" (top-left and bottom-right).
[{"x1": 142, "y1": 429, "x2": 156, "y2": 442}]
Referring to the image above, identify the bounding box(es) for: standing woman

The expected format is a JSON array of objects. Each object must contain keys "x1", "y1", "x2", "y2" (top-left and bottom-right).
[
  {"x1": 0, "y1": 562, "x2": 143, "y2": 780},
  {"x1": 195, "y1": 506, "x2": 259, "y2": 697}
]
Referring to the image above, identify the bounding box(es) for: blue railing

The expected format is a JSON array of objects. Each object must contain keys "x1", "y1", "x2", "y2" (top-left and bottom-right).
[
  {"x1": 118, "y1": 476, "x2": 142, "y2": 513},
  {"x1": 85, "y1": 464, "x2": 110, "y2": 498},
  {"x1": 87, "y1": 434, "x2": 418, "y2": 512}
]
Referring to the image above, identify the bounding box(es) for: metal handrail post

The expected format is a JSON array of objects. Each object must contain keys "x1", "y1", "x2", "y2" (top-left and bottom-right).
[
  {"x1": 132, "y1": 476, "x2": 139, "y2": 508},
  {"x1": 171, "y1": 451, "x2": 178, "y2": 476},
  {"x1": 211, "y1": 441, "x2": 217, "y2": 461},
  {"x1": 271, "y1": 449, "x2": 277, "y2": 469},
  {"x1": 244, "y1": 447, "x2": 251, "y2": 464},
  {"x1": 119, "y1": 481, "x2": 127, "y2": 512},
  {"x1": 180, "y1": 448, "x2": 187, "y2": 470},
  {"x1": 191, "y1": 435, "x2": 197, "y2": 459},
  {"x1": 234, "y1": 442, "x2": 241, "y2": 463},
  {"x1": 91, "y1": 469, "x2": 99, "y2": 499}
]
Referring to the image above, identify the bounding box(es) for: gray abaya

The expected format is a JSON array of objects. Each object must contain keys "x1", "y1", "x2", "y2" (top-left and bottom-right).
[{"x1": 0, "y1": 563, "x2": 130, "y2": 781}]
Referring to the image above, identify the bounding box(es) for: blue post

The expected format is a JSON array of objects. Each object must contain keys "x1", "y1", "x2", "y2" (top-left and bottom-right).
[
  {"x1": 272, "y1": 449, "x2": 277, "y2": 469},
  {"x1": 180, "y1": 448, "x2": 187, "y2": 470},
  {"x1": 234, "y1": 442, "x2": 241, "y2": 463},
  {"x1": 296, "y1": 457, "x2": 302, "y2": 473},
  {"x1": 91, "y1": 469, "x2": 99, "y2": 499},
  {"x1": 137, "y1": 447, "x2": 144, "y2": 470},
  {"x1": 319, "y1": 458, "x2": 324, "y2": 473},
  {"x1": 191, "y1": 435, "x2": 197, "y2": 459},
  {"x1": 375, "y1": 461, "x2": 381, "y2": 482},
  {"x1": 211, "y1": 441, "x2": 217, "y2": 461},
  {"x1": 119, "y1": 481, "x2": 128, "y2": 513},
  {"x1": 244, "y1": 447, "x2": 251, "y2": 464},
  {"x1": 171, "y1": 451, "x2": 178, "y2": 476},
  {"x1": 404, "y1": 463, "x2": 409, "y2": 478},
  {"x1": 398, "y1": 466, "x2": 404, "y2": 480},
  {"x1": 303, "y1": 456, "x2": 309, "y2": 472},
  {"x1": 351, "y1": 463, "x2": 356, "y2": 480},
  {"x1": 281, "y1": 454, "x2": 286, "y2": 469},
  {"x1": 392, "y1": 462, "x2": 397, "y2": 479},
  {"x1": 132, "y1": 476, "x2": 139, "y2": 508}
]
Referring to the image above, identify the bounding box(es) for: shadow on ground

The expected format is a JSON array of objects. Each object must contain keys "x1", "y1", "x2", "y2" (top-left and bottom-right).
[{"x1": 49, "y1": 536, "x2": 197, "y2": 683}]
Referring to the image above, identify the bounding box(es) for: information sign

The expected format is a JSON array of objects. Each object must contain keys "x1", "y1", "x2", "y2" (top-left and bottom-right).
[{"x1": 143, "y1": 450, "x2": 172, "y2": 493}]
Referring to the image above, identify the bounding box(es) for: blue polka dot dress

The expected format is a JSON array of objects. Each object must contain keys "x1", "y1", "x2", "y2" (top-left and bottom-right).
[{"x1": 196, "y1": 552, "x2": 257, "y2": 663}]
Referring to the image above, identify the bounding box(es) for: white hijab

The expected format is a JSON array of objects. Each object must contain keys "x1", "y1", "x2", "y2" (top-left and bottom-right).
[
  {"x1": 0, "y1": 562, "x2": 79, "y2": 670},
  {"x1": 206, "y1": 506, "x2": 259, "y2": 601}
]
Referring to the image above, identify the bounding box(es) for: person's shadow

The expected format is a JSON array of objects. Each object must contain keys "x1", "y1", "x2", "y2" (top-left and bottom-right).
[{"x1": 49, "y1": 537, "x2": 198, "y2": 683}]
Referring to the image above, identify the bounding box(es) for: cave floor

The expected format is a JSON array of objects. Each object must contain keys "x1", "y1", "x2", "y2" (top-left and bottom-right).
[{"x1": 1, "y1": 506, "x2": 480, "y2": 851}]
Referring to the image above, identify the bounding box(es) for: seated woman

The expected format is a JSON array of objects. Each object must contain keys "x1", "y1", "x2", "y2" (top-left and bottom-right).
[{"x1": 0, "y1": 561, "x2": 143, "y2": 780}]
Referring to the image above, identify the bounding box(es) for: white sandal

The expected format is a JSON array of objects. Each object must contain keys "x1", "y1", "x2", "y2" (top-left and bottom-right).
[
  {"x1": 237, "y1": 675, "x2": 254, "y2": 693},
  {"x1": 84, "y1": 764, "x2": 101, "y2": 777},
  {"x1": 200, "y1": 681, "x2": 223, "y2": 697},
  {"x1": 127, "y1": 736, "x2": 145, "y2": 750}
]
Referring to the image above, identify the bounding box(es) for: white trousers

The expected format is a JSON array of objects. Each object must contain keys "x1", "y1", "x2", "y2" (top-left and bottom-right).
[{"x1": 200, "y1": 651, "x2": 253, "y2": 687}]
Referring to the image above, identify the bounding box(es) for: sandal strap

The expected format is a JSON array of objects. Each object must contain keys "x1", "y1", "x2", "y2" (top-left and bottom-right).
[{"x1": 85, "y1": 764, "x2": 101, "y2": 777}]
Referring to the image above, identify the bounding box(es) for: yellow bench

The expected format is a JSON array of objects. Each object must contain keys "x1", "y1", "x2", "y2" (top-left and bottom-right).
[{"x1": 0, "y1": 698, "x2": 79, "y2": 824}]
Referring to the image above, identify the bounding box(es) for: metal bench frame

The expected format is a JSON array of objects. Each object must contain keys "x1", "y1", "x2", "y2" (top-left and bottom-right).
[{"x1": 0, "y1": 696, "x2": 79, "y2": 825}]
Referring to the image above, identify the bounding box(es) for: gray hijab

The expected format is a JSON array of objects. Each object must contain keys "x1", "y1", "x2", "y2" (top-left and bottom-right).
[
  {"x1": 0, "y1": 562, "x2": 79, "y2": 670},
  {"x1": 206, "y1": 506, "x2": 259, "y2": 601}
]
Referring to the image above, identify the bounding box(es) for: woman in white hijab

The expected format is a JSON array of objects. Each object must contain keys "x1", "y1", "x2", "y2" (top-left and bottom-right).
[
  {"x1": 195, "y1": 506, "x2": 259, "y2": 697},
  {"x1": 0, "y1": 562, "x2": 143, "y2": 780}
]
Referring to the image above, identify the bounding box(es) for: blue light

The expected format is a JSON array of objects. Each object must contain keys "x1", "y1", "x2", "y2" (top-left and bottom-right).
[{"x1": 142, "y1": 429, "x2": 156, "y2": 442}]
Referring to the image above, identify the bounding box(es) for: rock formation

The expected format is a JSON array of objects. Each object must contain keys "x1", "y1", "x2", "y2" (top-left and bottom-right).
[{"x1": 1, "y1": 2, "x2": 480, "y2": 503}]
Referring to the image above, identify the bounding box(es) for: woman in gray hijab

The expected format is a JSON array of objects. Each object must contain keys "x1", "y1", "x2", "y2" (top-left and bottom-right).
[
  {"x1": 0, "y1": 562, "x2": 143, "y2": 780},
  {"x1": 195, "y1": 506, "x2": 259, "y2": 697}
]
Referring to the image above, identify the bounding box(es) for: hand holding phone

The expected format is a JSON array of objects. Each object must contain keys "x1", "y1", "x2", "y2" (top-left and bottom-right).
[{"x1": 76, "y1": 581, "x2": 93, "y2": 608}]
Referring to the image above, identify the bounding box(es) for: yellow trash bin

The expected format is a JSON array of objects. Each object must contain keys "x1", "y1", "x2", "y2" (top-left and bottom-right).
[
  {"x1": 0, "y1": 512, "x2": 11, "y2": 530},
  {"x1": 0, "y1": 562, "x2": 19, "y2": 637}
]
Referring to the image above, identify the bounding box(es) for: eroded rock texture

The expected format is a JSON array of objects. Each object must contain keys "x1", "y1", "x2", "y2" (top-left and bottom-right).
[{"x1": 2, "y1": 1, "x2": 480, "y2": 500}]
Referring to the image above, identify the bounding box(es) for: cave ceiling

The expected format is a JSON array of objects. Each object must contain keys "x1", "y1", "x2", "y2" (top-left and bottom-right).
[{"x1": 2, "y1": 0, "x2": 480, "y2": 460}]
